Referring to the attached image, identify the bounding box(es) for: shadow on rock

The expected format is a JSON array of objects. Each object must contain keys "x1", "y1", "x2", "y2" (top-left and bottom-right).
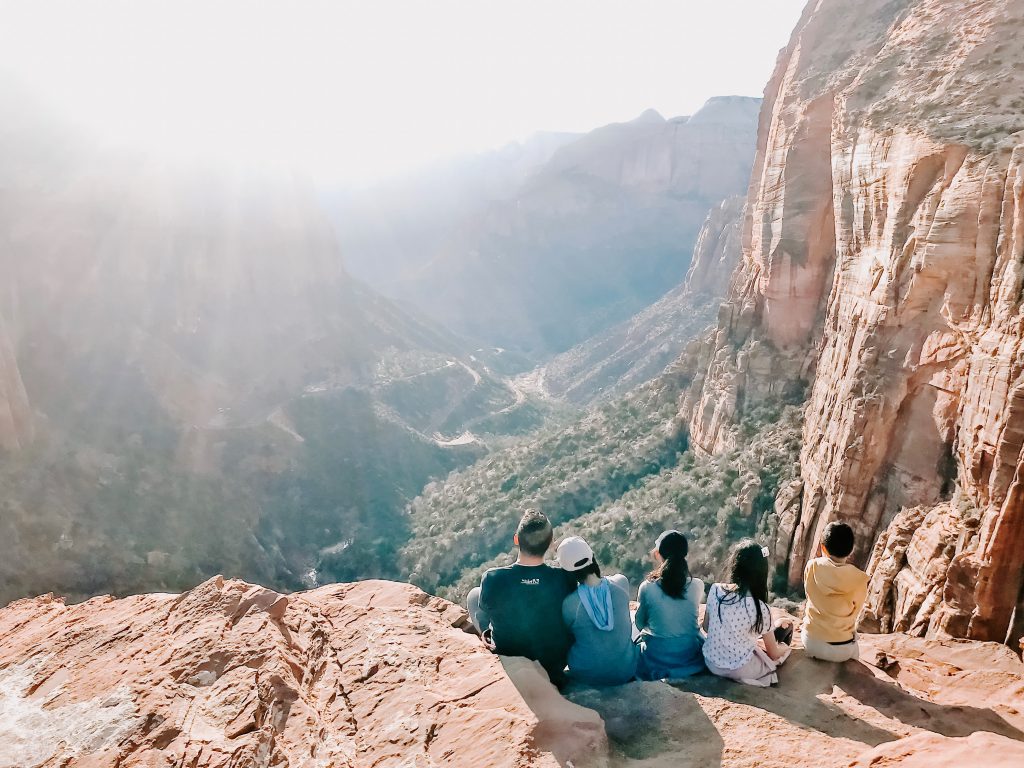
[
  {"x1": 566, "y1": 681, "x2": 724, "y2": 767},
  {"x1": 495, "y1": 636, "x2": 1024, "y2": 767},
  {"x1": 501, "y1": 657, "x2": 611, "y2": 768},
  {"x1": 673, "y1": 648, "x2": 1024, "y2": 746}
]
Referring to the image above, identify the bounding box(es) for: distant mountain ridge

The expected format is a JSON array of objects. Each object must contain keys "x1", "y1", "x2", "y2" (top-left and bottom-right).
[
  {"x1": 324, "y1": 129, "x2": 582, "y2": 289},
  {"x1": 536, "y1": 97, "x2": 758, "y2": 195},
  {"x1": 329, "y1": 96, "x2": 761, "y2": 356}
]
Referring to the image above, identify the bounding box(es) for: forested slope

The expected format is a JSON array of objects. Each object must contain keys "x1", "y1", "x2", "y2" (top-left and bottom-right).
[{"x1": 402, "y1": 344, "x2": 804, "y2": 601}]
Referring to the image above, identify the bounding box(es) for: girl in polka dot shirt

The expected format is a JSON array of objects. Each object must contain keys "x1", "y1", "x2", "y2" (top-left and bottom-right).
[{"x1": 702, "y1": 539, "x2": 793, "y2": 686}]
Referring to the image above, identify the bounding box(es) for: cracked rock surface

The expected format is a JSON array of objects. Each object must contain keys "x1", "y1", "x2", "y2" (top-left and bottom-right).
[{"x1": 0, "y1": 577, "x2": 562, "y2": 768}]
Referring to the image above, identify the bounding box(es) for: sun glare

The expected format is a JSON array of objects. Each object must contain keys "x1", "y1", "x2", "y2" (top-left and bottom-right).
[
  {"x1": 0, "y1": 0, "x2": 804, "y2": 185},
  {"x1": 2, "y1": 1, "x2": 343, "y2": 172}
]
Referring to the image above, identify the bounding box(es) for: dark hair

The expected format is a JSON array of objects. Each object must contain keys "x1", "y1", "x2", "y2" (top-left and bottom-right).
[
  {"x1": 822, "y1": 521, "x2": 855, "y2": 559},
  {"x1": 571, "y1": 560, "x2": 601, "y2": 585},
  {"x1": 718, "y1": 539, "x2": 771, "y2": 634},
  {"x1": 647, "y1": 530, "x2": 691, "y2": 598},
  {"x1": 515, "y1": 509, "x2": 553, "y2": 557}
]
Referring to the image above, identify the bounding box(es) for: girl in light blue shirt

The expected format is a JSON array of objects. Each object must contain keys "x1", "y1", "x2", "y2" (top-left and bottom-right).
[{"x1": 635, "y1": 530, "x2": 706, "y2": 679}]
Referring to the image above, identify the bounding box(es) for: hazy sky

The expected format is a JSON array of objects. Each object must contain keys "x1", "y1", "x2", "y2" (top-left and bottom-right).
[{"x1": 1, "y1": 0, "x2": 806, "y2": 184}]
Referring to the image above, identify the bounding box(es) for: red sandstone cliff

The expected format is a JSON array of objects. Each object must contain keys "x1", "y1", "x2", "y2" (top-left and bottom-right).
[{"x1": 682, "y1": 0, "x2": 1024, "y2": 645}]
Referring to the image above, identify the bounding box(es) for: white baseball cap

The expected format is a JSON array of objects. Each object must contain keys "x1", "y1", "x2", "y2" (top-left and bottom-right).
[{"x1": 556, "y1": 536, "x2": 595, "y2": 572}]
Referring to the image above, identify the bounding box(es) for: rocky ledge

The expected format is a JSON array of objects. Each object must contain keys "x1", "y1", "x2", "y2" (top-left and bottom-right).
[
  {"x1": 1, "y1": 579, "x2": 1023, "y2": 768},
  {"x1": 0, "y1": 578, "x2": 594, "y2": 768}
]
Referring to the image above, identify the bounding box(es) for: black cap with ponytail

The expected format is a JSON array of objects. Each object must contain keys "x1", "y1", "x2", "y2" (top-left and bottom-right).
[{"x1": 647, "y1": 530, "x2": 691, "y2": 598}]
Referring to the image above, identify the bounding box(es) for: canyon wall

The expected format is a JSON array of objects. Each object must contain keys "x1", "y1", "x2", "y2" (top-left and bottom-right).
[
  {"x1": 683, "y1": 0, "x2": 1024, "y2": 644},
  {"x1": 0, "y1": 91, "x2": 523, "y2": 604},
  {"x1": 544, "y1": 195, "x2": 745, "y2": 403}
]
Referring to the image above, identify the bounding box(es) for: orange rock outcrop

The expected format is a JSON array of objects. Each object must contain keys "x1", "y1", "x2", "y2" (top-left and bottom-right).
[
  {"x1": 3, "y1": 578, "x2": 1021, "y2": 768},
  {"x1": 681, "y1": 0, "x2": 1024, "y2": 645},
  {"x1": 0, "y1": 577, "x2": 574, "y2": 768}
]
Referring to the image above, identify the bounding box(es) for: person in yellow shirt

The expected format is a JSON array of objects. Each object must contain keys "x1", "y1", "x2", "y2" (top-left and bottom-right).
[{"x1": 801, "y1": 522, "x2": 868, "y2": 662}]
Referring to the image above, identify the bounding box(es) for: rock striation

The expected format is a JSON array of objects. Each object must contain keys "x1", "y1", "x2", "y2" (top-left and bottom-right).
[
  {"x1": 0, "y1": 578, "x2": 570, "y2": 768},
  {"x1": 678, "y1": 0, "x2": 1024, "y2": 645}
]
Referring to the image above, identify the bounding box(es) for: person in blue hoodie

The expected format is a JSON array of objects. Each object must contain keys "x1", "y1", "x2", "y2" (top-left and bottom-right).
[{"x1": 557, "y1": 536, "x2": 638, "y2": 686}]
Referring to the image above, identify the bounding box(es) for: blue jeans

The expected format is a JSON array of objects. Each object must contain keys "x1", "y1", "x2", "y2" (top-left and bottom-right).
[{"x1": 466, "y1": 586, "x2": 489, "y2": 633}]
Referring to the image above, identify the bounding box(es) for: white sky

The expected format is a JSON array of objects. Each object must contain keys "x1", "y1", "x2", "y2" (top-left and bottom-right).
[{"x1": 0, "y1": 0, "x2": 806, "y2": 185}]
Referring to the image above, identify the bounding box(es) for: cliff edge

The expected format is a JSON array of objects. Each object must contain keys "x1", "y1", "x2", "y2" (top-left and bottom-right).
[
  {"x1": 0, "y1": 578, "x2": 584, "y2": 768},
  {"x1": 2, "y1": 580, "x2": 1022, "y2": 768}
]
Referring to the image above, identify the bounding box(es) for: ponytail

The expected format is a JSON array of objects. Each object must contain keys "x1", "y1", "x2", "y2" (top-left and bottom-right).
[{"x1": 646, "y1": 530, "x2": 691, "y2": 599}]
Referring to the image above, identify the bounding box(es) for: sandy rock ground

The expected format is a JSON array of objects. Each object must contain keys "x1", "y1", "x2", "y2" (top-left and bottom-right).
[
  {"x1": 1, "y1": 579, "x2": 1021, "y2": 768},
  {"x1": 511, "y1": 634, "x2": 1024, "y2": 768}
]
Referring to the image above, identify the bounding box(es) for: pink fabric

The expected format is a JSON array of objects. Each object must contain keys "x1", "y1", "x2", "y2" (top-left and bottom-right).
[{"x1": 706, "y1": 645, "x2": 778, "y2": 687}]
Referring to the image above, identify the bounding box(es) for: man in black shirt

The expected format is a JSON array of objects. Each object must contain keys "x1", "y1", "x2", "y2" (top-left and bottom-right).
[{"x1": 466, "y1": 509, "x2": 574, "y2": 684}]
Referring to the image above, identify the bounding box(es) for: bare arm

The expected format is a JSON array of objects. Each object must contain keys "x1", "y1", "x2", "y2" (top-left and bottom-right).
[
  {"x1": 634, "y1": 582, "x2": 649, "y2": 631},
  {"x1": 701, "y1": 584, "x2": 713, "y2": 632},
  {"x1": 761, "y1": 628, "x2": 787, "y2": 661},
  {"x1": 760, "y1": 603, "x2": 793, "y2": 662}
]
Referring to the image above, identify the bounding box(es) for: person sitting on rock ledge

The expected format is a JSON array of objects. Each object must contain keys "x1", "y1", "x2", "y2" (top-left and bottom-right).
[
  {"x1": 703, "y1": 539, "x2": 793, "y2": 687},
  {"x1": 801, "y1": 521, "x2": 868, "y2": 663},
  {"x1": 635, "y1": 530, "x2": 706, "y2": 680},
  {"x1": 467, "y1": 509, "x2": 574, "y2": 685},
  {"x1": 557, "y1": 535, "x2": 639, "y2": 686}
]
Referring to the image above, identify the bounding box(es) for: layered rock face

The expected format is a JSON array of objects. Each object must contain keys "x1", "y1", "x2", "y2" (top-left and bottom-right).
[
  {"x1": 681, "y1": 195, "x2": 747, "y2": 298},
  {"x1": 681, "y1": 0, "x2": 1024, "y2": 644},
  {"x1": 0, "y1": 578, "x2": 575, "y2": 768}
]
